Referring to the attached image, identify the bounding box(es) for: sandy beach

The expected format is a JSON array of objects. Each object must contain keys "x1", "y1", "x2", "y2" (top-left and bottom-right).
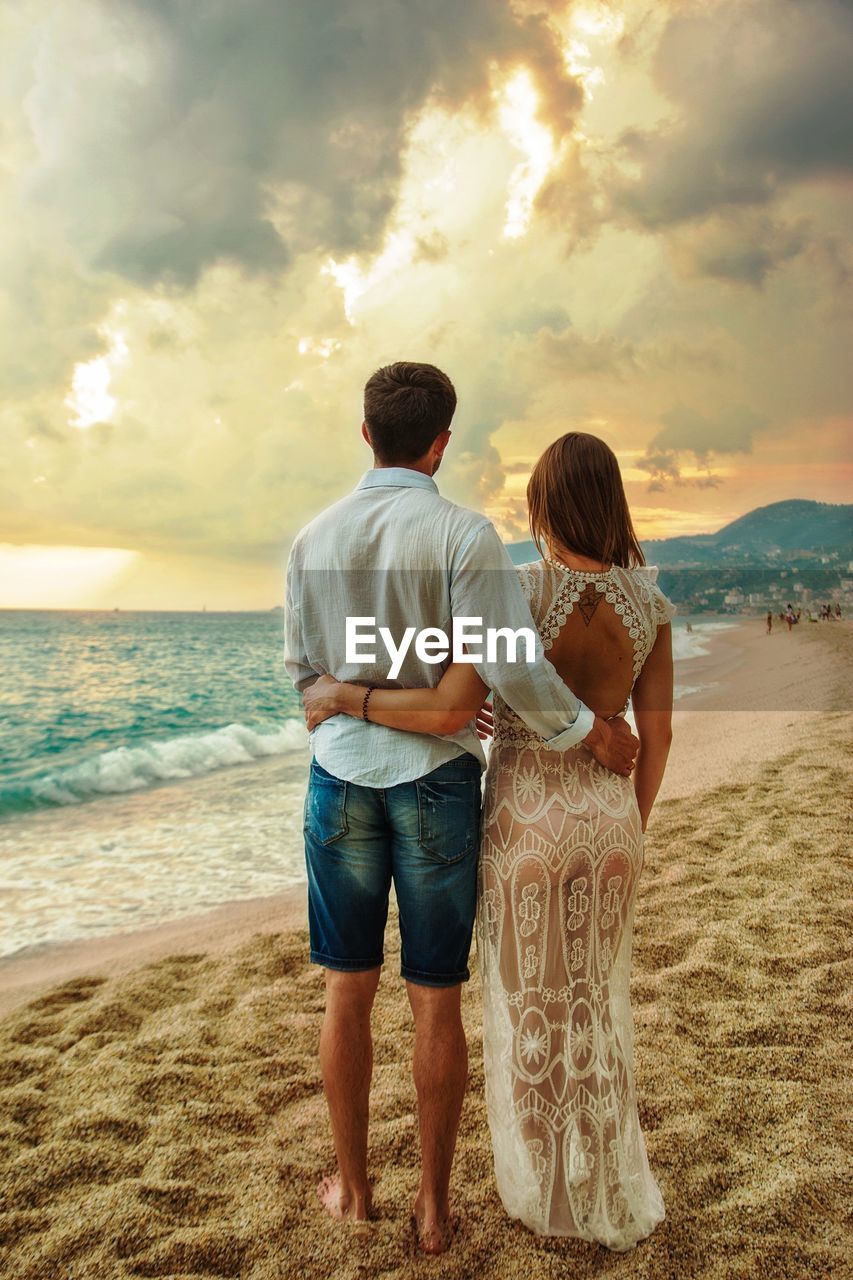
[{"x1": 1, "y1": 619, "x2": 850, "y2": 1278}]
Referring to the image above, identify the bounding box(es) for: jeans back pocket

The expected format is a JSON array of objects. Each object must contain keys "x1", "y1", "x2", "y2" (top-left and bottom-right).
[
  {"x1": 304, "y1": 763, "x2": 349, "y2": 846},
  {"x1": 416, "y1": 776, "x2": 481, "y2": 863}
]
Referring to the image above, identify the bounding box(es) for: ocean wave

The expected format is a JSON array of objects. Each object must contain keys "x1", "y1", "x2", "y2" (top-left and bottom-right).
[
  {"x1": 673, "y1": 620, "x2": 737, "y2": 662},
  {"x1": 0, "y1": 719, "x2": 308, "y2": 817}
]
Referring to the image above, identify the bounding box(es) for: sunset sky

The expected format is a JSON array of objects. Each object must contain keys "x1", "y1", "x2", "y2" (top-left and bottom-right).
[{"x1": 1, "y1": 0, "x2": 851, "y2": 609}]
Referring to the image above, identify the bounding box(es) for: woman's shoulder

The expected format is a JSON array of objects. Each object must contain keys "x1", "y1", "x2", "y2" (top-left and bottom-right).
[
  {"x1": 512, "y1": 557, "x2": 553, "y2": 610},
  {"x1": 623, "y1": 564, "x2": 677, "y2": 623},
  {"x1": 513, "y1": 555, "x2": 544, "y2": 585},
  {"x1": 623, "y1": 563, "x2": 660, "y2": 584},
  {"x1": 512, "y1": 556, "x2": 549, "y2": 577}
]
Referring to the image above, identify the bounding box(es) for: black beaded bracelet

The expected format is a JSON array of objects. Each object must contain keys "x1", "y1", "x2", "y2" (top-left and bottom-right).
[{"x1": 362, "y1": 687, "x2": 374, "y2": 721}]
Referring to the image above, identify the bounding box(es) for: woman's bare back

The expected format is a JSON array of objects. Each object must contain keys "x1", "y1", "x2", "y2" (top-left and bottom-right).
[
  {"x1": 544, "y1": 583, "x2": 637, "y2": 718},
  {"x1": 508, "y1": 556, "x2": 674, "y2": 728}
]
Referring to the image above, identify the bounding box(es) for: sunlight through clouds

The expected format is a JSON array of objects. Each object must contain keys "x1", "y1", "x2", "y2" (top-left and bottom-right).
[
  {"x1": 571, "y1": 6, "x2": 626, "y2": 44},
  {"x1": 324, "y1": 64, "x2": 564, "y2": 323},
  {"x1": 564, "y1": 38, "x2": 605, "y2": 100},
  {"x1": 498, "y1": 69, "x2": 558, "y2": 239},
  {"x1": 555, "y1": 5, "x2": 626, "y2": 103},
  {"x1": 321, "y1": 98, "x2": 514, "y2": 323},
  {"x1": 323, "y1": 231, "x2": 417, "y2": 324},
  {"x1": 65, "y1": 328, "x2": 129, "y2": 430},
  {"x1": 297, "y1": 336, "x2": 341, "y2": 359}
]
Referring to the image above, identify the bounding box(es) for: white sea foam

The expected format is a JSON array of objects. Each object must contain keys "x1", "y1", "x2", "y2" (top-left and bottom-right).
[
  {"x1": 27, "y1": 719, "x2": 308, "y2": 808},
  {"x1": 672, "y1": 620, "x2": 737, "y2": 663},
  {"x1": 0, "y1": 752, "x2": 311, "y2": 960},
  {"x1": 674, "y1": 683, "x2": 710, "y2": 701}
]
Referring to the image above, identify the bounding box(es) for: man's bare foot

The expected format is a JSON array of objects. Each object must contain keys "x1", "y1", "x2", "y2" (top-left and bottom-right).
[
  {"x1": 317, "y1": 1174, "x2": 372, "y2": 1224},
  {"x1": 411, "y1": 1198, "x2": 458, "y2": 1255}
]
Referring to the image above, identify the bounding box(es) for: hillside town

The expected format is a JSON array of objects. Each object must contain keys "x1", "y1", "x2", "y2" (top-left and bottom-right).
[{"x1": 656, "y1": 559, "x2": 853, "y2": 617}]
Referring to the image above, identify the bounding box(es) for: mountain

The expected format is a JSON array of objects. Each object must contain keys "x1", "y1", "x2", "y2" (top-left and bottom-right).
[
  {"x1": 507, "y1": 500, "x2": 853, "y2": 568},
  {"x1": 644, "y1": 500, "x2": 852, "y2": 566}
]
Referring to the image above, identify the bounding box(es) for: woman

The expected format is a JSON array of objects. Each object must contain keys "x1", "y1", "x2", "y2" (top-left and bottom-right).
[{"x1": 303, "y1": 433, "x2": 674, "y2": 1251}]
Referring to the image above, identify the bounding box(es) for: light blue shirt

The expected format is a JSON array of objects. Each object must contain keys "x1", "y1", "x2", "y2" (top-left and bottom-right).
[{"x1": 284, "y1": 467, "x2": 595, "y2": 786}]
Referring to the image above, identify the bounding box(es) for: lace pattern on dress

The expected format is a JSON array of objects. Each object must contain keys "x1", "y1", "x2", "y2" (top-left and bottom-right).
[{"x1": 476, "y1": 558, "x2": 674, "y2": 1250}]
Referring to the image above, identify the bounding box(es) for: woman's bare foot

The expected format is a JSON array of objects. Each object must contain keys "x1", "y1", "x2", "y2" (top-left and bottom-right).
[
  {"x1": 317, "y1": 1174, "x2": 372, "y2": 1223},
  {"x1": 411, "y1": 1196, "x2": 458, "y2": 1255}
]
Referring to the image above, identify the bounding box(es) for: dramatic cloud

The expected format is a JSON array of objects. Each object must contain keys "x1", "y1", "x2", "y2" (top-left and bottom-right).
[
  {"x1": 612, "y1": 0, "x2": 853, "y2": 229},
  {"x1": 640, "y1": 404, "x2": 765, "y2": 489},
  {"x1": 18, "y1": 0, "x2": 578, "y2": 288},
  {"x1": 666, "y1": 211, "x2": 812, "y2": 288},
  {"x1": 0, "y1": 0, "x2": 584, "y2": 414}
]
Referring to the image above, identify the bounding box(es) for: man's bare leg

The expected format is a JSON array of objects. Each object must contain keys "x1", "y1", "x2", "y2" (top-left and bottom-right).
[
  {"x1": 406, "y1": 981, "x2": 468, "y2": 1254},
  {"x1": 317, "y1": 966, "x2": 381, "y2": 1222}
]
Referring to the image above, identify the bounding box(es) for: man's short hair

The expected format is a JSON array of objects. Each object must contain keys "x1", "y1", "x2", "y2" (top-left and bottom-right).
[{"x1": 363, "y1": 362, "x2": 457, "y2": 464}]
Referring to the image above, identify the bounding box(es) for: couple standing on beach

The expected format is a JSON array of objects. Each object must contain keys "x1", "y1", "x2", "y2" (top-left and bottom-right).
[{"x1": 284, "y1": 362, "x2": 674, "y2": 1255}]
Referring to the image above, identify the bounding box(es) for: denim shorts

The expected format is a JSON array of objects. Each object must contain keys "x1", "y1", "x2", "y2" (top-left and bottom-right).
[{"x1": 303, "y1": 754, "x2": 483, "y2": 987}]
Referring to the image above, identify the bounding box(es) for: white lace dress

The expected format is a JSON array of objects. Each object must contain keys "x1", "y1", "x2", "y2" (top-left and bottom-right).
[{"x1": 476, "y1": 558, "x2": 676, "y2": 1252}]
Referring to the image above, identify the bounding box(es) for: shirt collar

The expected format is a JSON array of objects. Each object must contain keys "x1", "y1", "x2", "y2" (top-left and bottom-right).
[{"x1": 355, "y1": 467, "x2": 439, "y2": 493}]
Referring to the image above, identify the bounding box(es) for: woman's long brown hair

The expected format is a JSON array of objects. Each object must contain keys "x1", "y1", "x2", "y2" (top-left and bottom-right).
[{"x1": 527, "y1": 432, "x2": 645, "y2": 568}]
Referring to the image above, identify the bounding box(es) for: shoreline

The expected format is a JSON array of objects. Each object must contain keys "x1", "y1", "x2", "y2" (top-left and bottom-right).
[
  {"x1": 0, "y1": 884, "x2": 307, "y2": 1021},
  {"x1": 0, "y1": 619, "x2": 849, "y2": 1021}
]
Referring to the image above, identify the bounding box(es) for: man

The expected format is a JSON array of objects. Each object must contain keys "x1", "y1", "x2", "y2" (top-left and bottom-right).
[{"x1": 284, "y1": 361, "x2": 638, "y2": 1254}]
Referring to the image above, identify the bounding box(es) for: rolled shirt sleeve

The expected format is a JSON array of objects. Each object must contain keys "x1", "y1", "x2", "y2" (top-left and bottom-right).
[{"x1": 449, "y1": 521, "x2": 595, "y2": 749}]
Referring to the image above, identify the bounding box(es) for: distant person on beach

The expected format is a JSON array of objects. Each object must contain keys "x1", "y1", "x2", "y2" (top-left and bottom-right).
[
  {"x1": 285, "y1": 363, "x2": 640, "y2": 1254},
  {"x1": 836, "y1": 603, "x2": 842, "y2": 619},
  {"x1": 766, "y1": 611, "x2": 773, "y2": 634},
  {"x1": 299, "y1": 383, "x2": 673, "y2": 1253}
]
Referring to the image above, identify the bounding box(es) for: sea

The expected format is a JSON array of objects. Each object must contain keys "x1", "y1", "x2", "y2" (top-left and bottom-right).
[{"x1": 0, "y1": 608, "x2": 735, "y2": 960}]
